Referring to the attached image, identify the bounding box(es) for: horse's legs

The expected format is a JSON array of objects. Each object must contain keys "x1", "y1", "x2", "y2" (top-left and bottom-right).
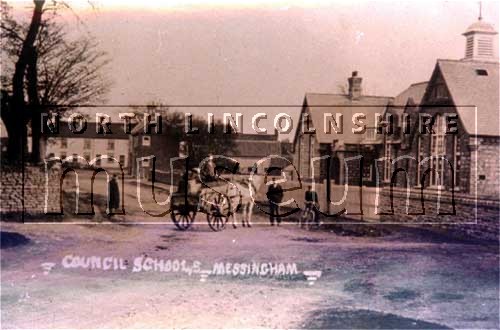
[
  {"x1": 240, "y1": 203, "x2": 247, "y2": 227},
  {"x1": 247, "y1": 201, "x2": 254, "y2": 227},
  {"x1": 231, "y1": 211, "x2": 238, "y2": 229}
]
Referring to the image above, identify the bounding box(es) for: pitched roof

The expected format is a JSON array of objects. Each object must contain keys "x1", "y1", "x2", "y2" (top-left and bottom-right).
[
  {"x1": 436, "y1": 59, "x2": 499, "y2": 136},
  {"x1": 230, "y1": 133, "x2": 278, "y2": 141},
  {"x1": 44, "y1": 122, "x2": 130, "y2": 140},
  {"x1": 229, "y1": 138, "x2": 281, "y2": 158},
  {"x1": 393, "y1": 81, "x2": 428, "y2": 107},
  {"x1": 301, "y1": 93, "x2": 393, "y2": 144}
]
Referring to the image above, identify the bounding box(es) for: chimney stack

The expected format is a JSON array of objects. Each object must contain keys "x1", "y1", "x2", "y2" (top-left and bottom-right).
[{"x1": 348, "y1": 71, "x2": 362, "y2": 100}]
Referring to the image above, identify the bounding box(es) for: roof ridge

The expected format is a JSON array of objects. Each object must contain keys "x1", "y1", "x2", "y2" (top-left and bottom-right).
[
  {"x1": 437, "y1": 58, "x2": 500, "y2": 65},
  {"x1": 409, "y1": 81, "x2": 429, "y2": 86},
  {"x1": 305, "y1": 92, "x2": 345, "y2": 96},
  {"x1": 305, "y1": 92, "x2": 393, "y2": 99}
]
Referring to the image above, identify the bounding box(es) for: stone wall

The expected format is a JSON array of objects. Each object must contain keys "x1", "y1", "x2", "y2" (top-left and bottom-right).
[
  {"x1": 1, "y1": 165, "x2": 62, "y2": 219},
  {"x1": 470, "y1": 136, "x2": 500, "y2": 199},
  {"x1": 378, "y1": 186, "x2": 499, "y2": 242},
  {"x1": 258, "y1": 177, "x2": 499, "y2": 242}
]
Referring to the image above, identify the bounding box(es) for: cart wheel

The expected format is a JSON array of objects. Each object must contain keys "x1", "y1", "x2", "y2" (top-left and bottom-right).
[
  {"x1": 206, "y1": 195, "x2": 230, "y2": 232},
  {"x1": 171, "y1": 208, "x2": 196, "y2": 230}
]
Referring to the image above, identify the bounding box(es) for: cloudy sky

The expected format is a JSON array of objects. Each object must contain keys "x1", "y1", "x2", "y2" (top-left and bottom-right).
[{"x1": 10, "y1": 0, "x2": 499, "y2": 137}]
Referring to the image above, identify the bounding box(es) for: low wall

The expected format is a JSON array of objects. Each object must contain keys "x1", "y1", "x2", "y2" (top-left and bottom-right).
[
  {"x1": 378, "y1": 187, "x2": 499, "y2": 242},
  {"x1": 253, "y1": 178, "x2": 499, "y2": 242},
  {"x1": 1, "y1": 165, "x2": 62, "y2": 218}
]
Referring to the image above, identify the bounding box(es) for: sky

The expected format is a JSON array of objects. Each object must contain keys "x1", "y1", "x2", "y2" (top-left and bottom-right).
[{"x1": 8, "y1": 0, "x2": 500, "y2": 138}]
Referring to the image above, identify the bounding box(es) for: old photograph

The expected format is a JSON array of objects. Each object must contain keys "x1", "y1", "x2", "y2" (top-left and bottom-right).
[{"x1": 1, "y1": 0, "x2": 499, "y2": 329}]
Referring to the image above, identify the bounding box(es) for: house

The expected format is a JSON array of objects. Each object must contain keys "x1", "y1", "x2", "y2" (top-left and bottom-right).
[
  {"x1": 129, "y1": 118, "x2": 178, "y2": 180},
  {"x1": 226, "y1": 132, "x2": 282, "y2": 174},
  {"x1": 386, "y1": 14, "x2": 499, "y2": 198},
  {"x1": 293, "y1": 72, "x2": 393, "y2": 185},
  {"x1": 45, "y1": 122, "x2": 130, "y2": 169},
  {"x1": 129, "y1": 118, "x2": 283, "y2": 181}
]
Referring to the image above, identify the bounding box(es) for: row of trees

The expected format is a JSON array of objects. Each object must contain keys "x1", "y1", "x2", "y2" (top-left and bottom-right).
[{"x1": 1, "y1": 0, "x2": 111, "y2": 163}]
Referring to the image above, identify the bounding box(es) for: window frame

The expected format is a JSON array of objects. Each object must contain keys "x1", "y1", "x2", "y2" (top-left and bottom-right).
[
  {"x1": 142, "y1": 136, "x2": 151, "y2": 147},
  {"x1": 107, "y1": 140, "x2": 115, "y2": 150},
  {"x1": 83, "y1": 139, "x2": 91, "y2": 150},
  {"x1": 429, "y1": 114, "x2": 446, "y2": 187}
]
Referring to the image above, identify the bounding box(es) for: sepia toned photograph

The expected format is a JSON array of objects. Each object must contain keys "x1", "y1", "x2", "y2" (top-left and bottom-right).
[{"x1": 0, "y1": 0, "x2": 499, "y2": 329}]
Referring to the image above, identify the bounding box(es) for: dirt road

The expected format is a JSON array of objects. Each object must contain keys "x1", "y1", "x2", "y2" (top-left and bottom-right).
[{"x1": 1, "y1": 175, "x2": 499, "y2": 328}]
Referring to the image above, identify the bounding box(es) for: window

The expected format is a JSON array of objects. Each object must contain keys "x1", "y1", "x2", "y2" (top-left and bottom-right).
[
  {"x1": 60, "y1": 138, "x2": 67, "y2": 149},
  {"x1": 107, "y1": 140, "x2": 115, "y2": 150},
  {"x1": 430, "y1": 115, "x2": 446, "y2": 187},
  {"x1": 362, "y1": 162, "x2": 372, "y2": 181},
  {"x1": 365, "y1": 128, "x2": 377, "y2": 141},
  {"x1": 96, "y1": 154, "x2": 101, "y2": 166},
  {"x1": 108, "y1": 154, "x2": 114, "y2": 164},
  {"x1": 433, "y1": 84, "x2": 448, "y2": 100},
  {"x1": 416, "y1": 136, "x2": 424, "y2": 186},
  {"x1": 476, "y1": 69, "x2": 488, "y2": 76},
  {"x1": 383, "y1": 141, "x2": 392, "y2": 182},
  {"x1": 142, "y1": 158, "x2": 150, "y2": 167},
  {"x1": 84, "y1": 139, "x2": 91, "y2": 149},
  {"x1": 60, "y1": 152, "x2": 67, "y2": 160},
  {"x1": 453, "y1": 135, "x2": 461, "y2": 190},
  {"x1": 142, "y1": 136, "x2": 151, "y2": 146},
  {"x1": 72, "y1": 154, "x2": 78, "y2": 163},
  {"x1": 119, "y1": 155, "x2": 125, "y2": 165}
]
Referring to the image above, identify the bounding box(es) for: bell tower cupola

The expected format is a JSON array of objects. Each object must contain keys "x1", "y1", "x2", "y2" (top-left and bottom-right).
[{"x1": 462, "y1": 3, "x2": 498, "y2": 62}]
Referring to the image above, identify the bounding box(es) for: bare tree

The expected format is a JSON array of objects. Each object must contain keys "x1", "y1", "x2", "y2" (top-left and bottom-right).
[
  {"x1": 1, "y1": 0, "x2": 111, "y2": 163},
  {"x1": 1, "y1": 0, "x2": 44, "y2": 162}
]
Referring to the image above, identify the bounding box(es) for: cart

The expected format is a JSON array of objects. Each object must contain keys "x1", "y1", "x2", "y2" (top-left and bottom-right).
[{"x1": 170, "y1": 179, "x2": 234, "y2": 232}]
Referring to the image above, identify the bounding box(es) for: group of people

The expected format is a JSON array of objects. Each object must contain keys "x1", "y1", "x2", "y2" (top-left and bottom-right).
[
  {"x1": 108, "y1": 165, "x2": 321, "y2": 227},
  {"x1": 103, "y1": 154, "x2": 319, "y2": 227},
  {"x1": 200, "y1": 154, "x2": 320, "y2": 227},
  {"x1": 265, "y1": 179, "x2": 319, "y2": 226}
]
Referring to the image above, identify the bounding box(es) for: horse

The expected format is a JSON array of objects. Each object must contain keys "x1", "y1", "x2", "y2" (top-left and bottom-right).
[{"x1": 228, "y1": 178, "x2": 259, "y2": 228}]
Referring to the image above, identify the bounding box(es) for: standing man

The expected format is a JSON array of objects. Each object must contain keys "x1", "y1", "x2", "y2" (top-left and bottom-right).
[
  {"x1": 266, "y1": 177, "x2": 283, "y2": 226},
  {"x1": 304, "y1": 185, "x2": 320, "y2": 225},
  {"x1": 202, "y1": 153, "x2": 216, "y2": 182},
  {"x1": 108, "y1": 173, "x2": 120, "y2": 216}
]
